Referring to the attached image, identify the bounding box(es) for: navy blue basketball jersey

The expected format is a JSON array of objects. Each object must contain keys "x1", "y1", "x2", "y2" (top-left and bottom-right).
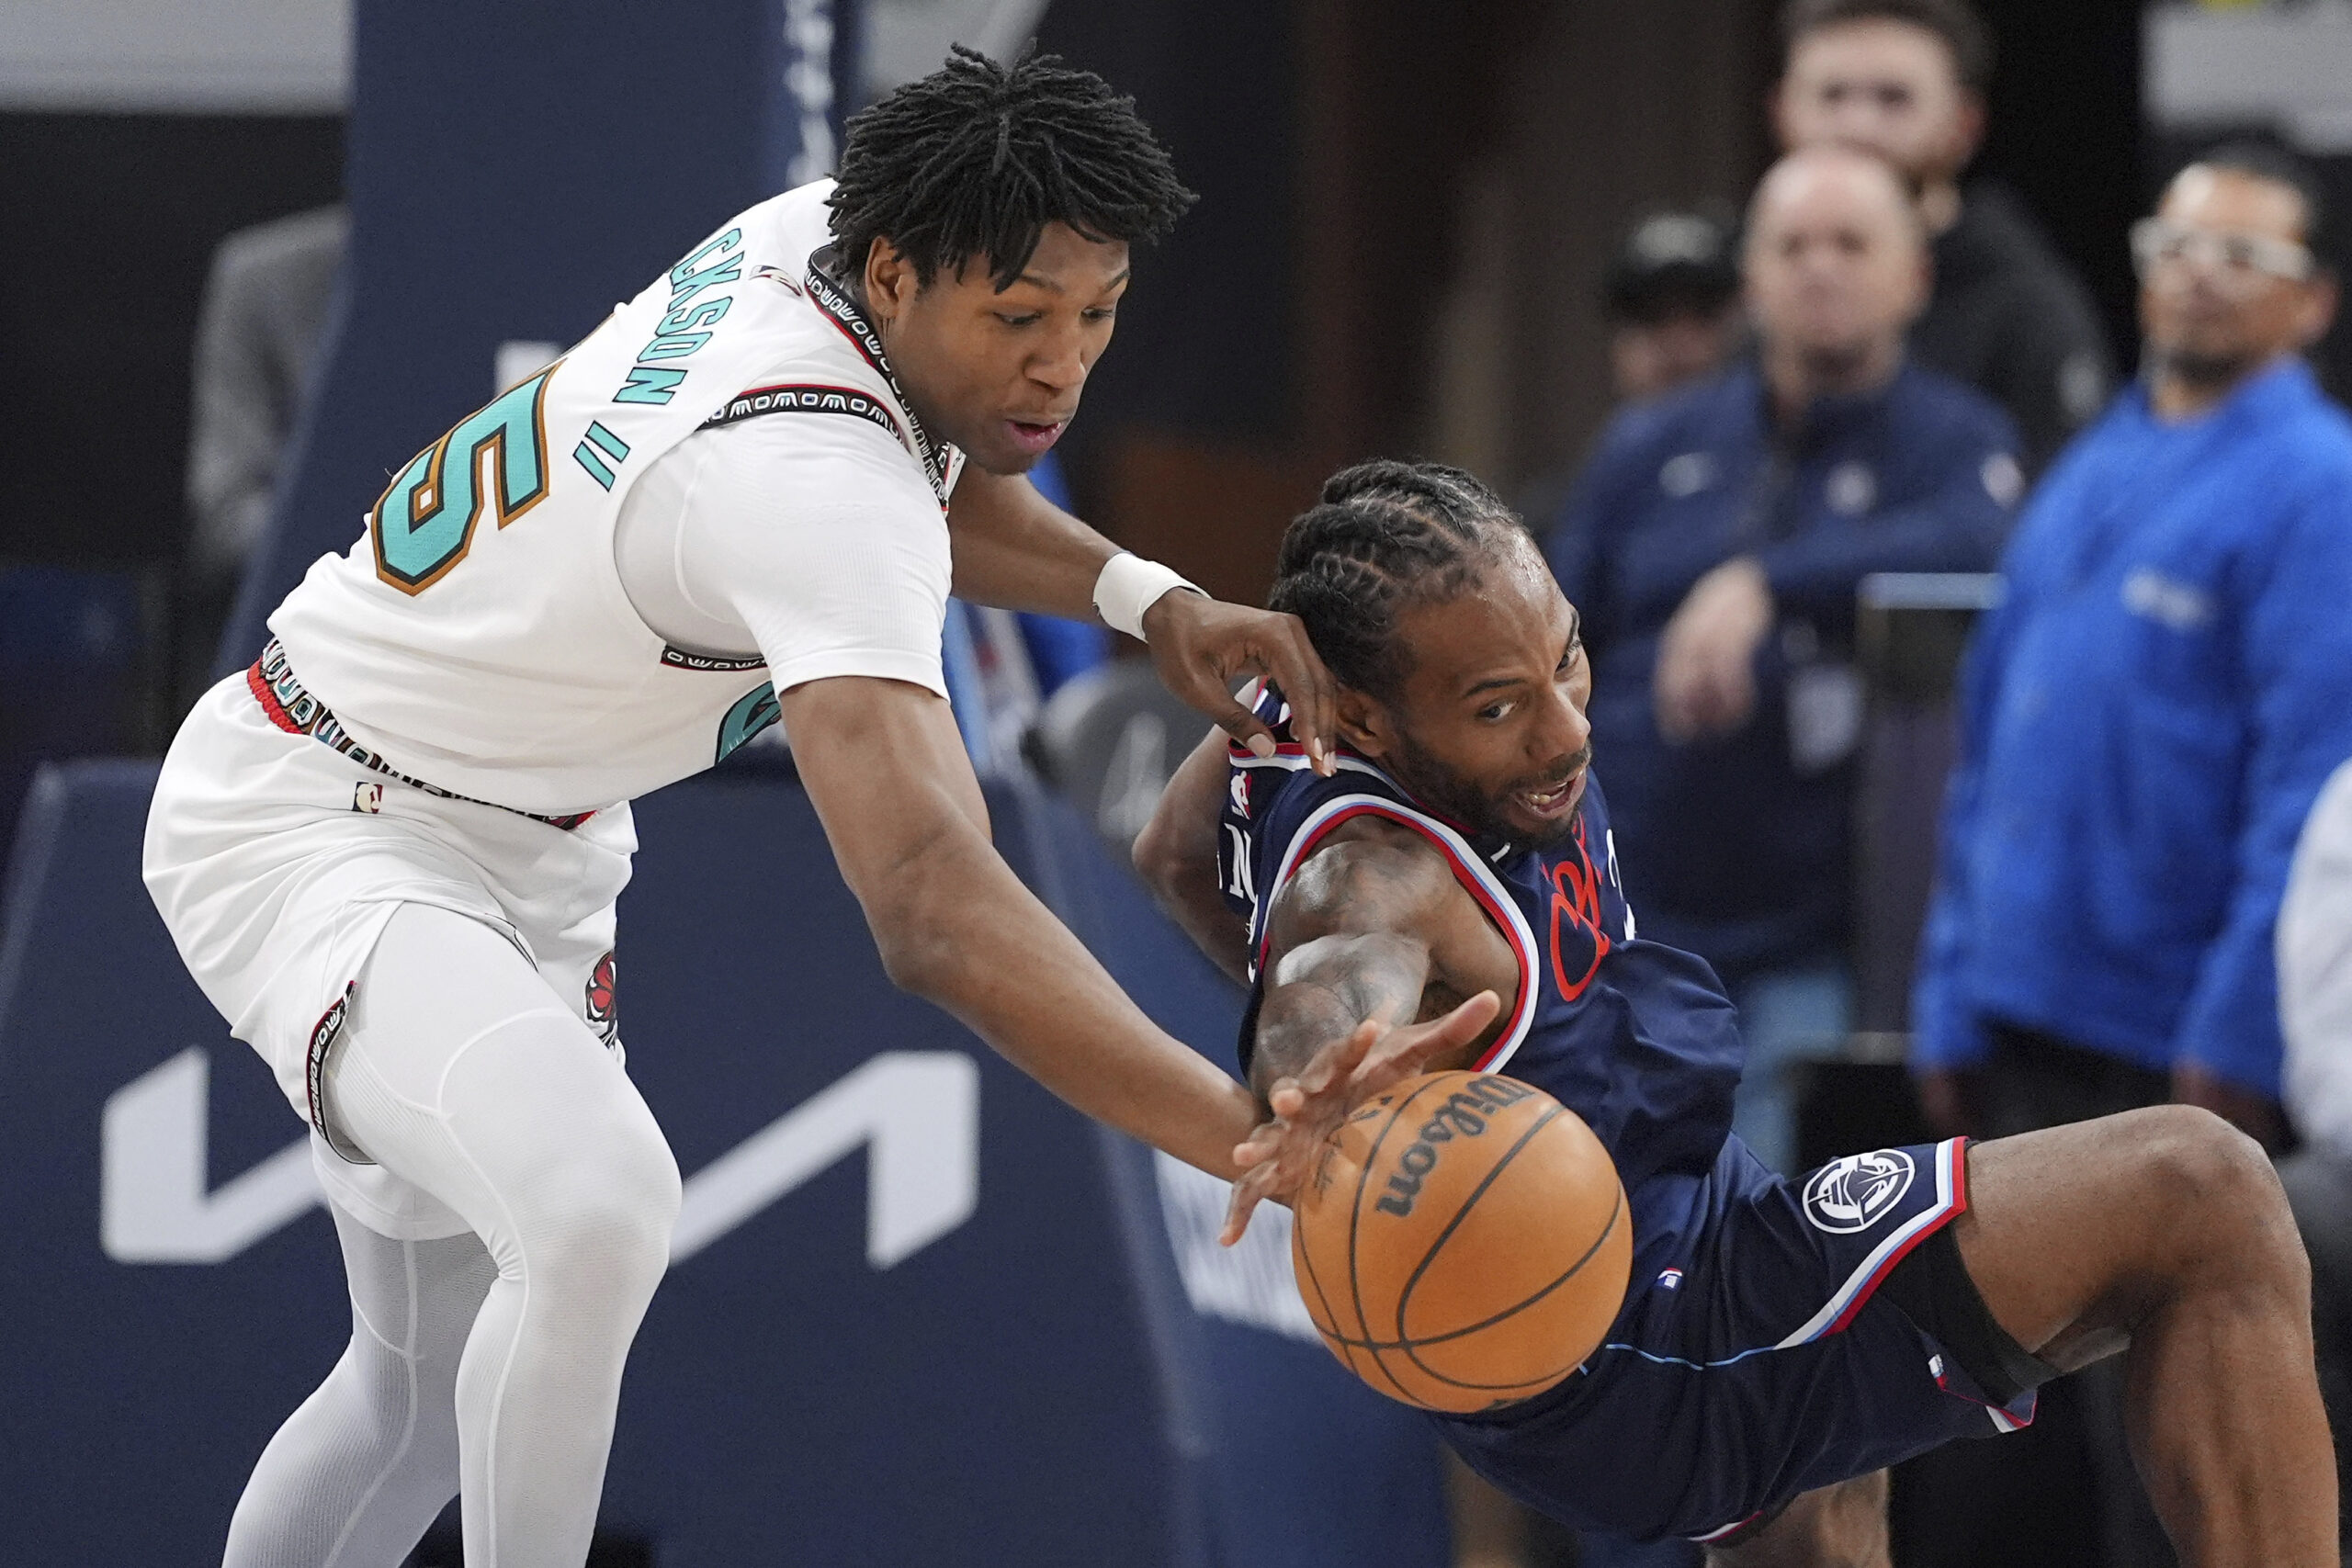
[{"x1": 1216, "y1": 684, "x2": 1742, "y2": 1201}]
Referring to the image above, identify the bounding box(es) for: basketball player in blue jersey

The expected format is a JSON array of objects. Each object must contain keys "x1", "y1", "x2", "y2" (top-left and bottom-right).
[{"x1": 1138, "y1": 460, "x2": 2335, "y2": 1565}]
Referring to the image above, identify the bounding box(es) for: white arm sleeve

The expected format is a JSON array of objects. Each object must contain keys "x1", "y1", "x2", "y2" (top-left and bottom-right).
[
  {"x1": 654, "y1": 413, "x2": 953, "y2": 698},
  {"x1": 2282, "y1": 760, "x2": 2352, "y2": 1161}
]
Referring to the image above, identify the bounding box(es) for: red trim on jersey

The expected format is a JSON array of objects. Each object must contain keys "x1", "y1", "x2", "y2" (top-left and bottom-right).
[
  {"x1": 248, "y1": 660, "x2": 300, "y2": 732},
  {"x1": 1262, "y1": 800, "x2": 1538, "y2": 1066},
  {"x1": 1818, "y1": 1139, "x2": 1972, "y2": 1337}
]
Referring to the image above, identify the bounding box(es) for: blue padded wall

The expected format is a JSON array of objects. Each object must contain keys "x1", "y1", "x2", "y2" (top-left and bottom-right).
[
  {"x1": 1012, "y1": 778, "x2": 1455, "y2": 1568},
  {"x1": 0, "y1": 763, "x2": 1180, "y2": 1563}
]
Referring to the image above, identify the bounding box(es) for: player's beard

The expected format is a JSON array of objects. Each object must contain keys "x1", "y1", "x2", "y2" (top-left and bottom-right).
[{"x1": 1383, "y1": 728, "x2": 1589, "y2": 853}]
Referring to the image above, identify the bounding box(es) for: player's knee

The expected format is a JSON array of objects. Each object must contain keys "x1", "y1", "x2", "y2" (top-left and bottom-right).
[
  {"x1": 523, "y1": 1132, "x2": 681, "y2": 1303},
  {"x1": 2137, "y1": 1105, "x2": 2301, "y2": 1280}
]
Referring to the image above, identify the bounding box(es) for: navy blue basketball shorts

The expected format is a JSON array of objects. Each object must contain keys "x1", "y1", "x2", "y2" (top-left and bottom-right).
[{"x1": 1439, "y1": 1135, "x2": 2042, "y2": 1544}]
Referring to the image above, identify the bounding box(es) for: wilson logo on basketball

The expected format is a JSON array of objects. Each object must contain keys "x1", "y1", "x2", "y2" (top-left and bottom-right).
[{"x1": 1374, "y1": 1077, "x2": 1538, "y2": 1218}]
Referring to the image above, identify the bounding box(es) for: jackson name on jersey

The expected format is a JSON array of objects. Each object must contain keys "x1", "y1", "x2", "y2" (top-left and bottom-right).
[{"x1": 266, "y1": 178, "x2": 965, "y2": 818}]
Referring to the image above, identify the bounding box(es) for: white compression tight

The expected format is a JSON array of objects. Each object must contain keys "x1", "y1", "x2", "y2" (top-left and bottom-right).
[{"x1": 224, "y1": 903, "x2": 682, "y2": 1568}]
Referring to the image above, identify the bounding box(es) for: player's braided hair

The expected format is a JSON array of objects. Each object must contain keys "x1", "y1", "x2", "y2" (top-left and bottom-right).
[
  {"x1": 828, "y1": 45, "x2": 1197, "y2": 290},
  {"x1": 1269, "y1": 460, "x2": 1526, "y2": 702}
]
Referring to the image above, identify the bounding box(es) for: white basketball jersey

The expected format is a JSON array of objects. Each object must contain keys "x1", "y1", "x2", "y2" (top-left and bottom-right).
[{"x1": 267, "y1": 179, "x2": 963, "y2": 817}]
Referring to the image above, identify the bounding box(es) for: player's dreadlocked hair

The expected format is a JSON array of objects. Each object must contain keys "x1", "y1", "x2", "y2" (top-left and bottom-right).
[
  {"x1": 827, "y1": 46, "x2": 1197, "y2": 291},
  {"x1": 1269, "y1": 460, "x2": 1527, "y2": 702}
]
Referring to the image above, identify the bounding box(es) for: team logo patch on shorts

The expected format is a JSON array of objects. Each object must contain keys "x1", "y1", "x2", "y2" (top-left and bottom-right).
[
  {"x1": 1802, "y1": 1148, "x2": 1916, "y2": 1234},
  {"x1": 585, "y1": 951, "x2": 618, "y2": 1043}
]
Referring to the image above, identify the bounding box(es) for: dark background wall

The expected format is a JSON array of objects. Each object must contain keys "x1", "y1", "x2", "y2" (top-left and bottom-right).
[
  {"x1": 0, "y1": 114, "x2": 344, "y2": 567},
  {"x1": 0, "y1": 1, "x2": 2153, "y2": 661}
]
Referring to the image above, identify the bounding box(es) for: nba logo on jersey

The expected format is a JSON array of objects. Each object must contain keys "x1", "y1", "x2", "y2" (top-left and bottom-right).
[{"x1": 353, "y1": 783, "x2": 384, "y2": 815}]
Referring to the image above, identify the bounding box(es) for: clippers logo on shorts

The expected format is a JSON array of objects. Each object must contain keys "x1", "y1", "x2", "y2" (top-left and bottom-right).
[
  {"x1": 1375, "y1": 1076, "x2": 1538, "y2": 1217},
  {"x1": 585, "y1": 951, "x2": 618, "y2": 1043},
  {"x1": 1802, "y1": 1149, "x2": 1917, "y2": 1234}
]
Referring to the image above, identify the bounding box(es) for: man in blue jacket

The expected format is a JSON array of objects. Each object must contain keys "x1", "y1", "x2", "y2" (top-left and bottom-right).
[
  {"x1": 1912, "y1": 136, "x2": 2352, "y2": 1568},
  {"x1": 1915, "y1": 141, "x2": 2352, "y2": 1156},
  {"x1": 1546, "y1": 144, "x2": 2018, "y2": 1176}
]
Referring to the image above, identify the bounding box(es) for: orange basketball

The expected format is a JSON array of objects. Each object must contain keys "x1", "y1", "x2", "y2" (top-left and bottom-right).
[{"x1": 1290, "y1": 1070, "x2": 1632, "y2": 1414}]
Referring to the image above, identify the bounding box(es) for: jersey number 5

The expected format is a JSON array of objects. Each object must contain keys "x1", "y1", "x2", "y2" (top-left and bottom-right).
[{"x1": 371, "y1": 367, "x2": 556, "y2": 594}]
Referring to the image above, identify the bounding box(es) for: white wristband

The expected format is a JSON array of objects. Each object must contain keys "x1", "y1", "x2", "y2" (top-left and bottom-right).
[{"x1": 1092, "y1": 552, "x2": 1203, "y2": 641}]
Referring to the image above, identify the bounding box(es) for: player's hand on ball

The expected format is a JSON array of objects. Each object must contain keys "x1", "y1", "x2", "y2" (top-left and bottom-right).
[
  {"x1": 1142, "y1": 592, "x2": 1340, "y2": 776},
  {"x1": 1218, "y1": 989, "x2": 1502, "y2": 1245}
]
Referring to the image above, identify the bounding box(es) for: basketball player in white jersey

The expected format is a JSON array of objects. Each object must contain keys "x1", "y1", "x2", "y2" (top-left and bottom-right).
[{"x1": 144, "y1": 49, "x2": 1496, "y2": 1568}]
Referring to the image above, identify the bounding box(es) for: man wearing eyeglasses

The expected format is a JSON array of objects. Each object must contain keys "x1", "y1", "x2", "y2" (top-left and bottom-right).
[{"x1": 1914, "y1": 140, "x2": 2352, "y2": 1562}]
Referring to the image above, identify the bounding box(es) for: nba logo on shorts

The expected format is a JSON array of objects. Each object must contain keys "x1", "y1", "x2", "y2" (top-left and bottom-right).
[{"x1": 1801, "y1": 1149, "x2": 1915, "y2": 1234}]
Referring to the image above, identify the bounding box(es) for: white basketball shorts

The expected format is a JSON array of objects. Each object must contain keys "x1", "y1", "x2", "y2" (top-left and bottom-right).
[{"x1": 143, "y1": 671, "x2": 638, "y2": 1235}]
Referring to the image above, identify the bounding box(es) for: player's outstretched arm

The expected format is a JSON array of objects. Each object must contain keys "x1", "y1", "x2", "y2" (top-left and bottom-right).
[
  {"x1": 785, "y1": 671, "x2": 1263, "y2": 1180},
  {"x1": 945, "y1": 468, "x2": 1336, "y2": 766},
  {"x1": 1131, "y1": 725, "x2": 1252, "y2": 986},
  {"x1": 1221, "y1": 824, "x2": 1519, "y2": 1243}
]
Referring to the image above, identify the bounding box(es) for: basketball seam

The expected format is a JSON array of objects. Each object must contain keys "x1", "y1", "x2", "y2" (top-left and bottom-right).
[
  {"x1": 1320, "y1": 1154, "x2": 1626, "y2": 1371},
  {"x1": 1411, "y1": 1172, "x2": 1625, "y2": 1350},
  {"x1": 1388, "y1": 1105, "x2": 1565, "y2": 1356},
  {"x1": 1320, "y1": 1186, "x2": 1621, "y2": 1356},
  {"x1": 1345, "y1": 1078, "x2": 1459, "y2": 1405},
  {"x1": 1393, "y1": 1183, "x2": 1624, "y2": 1389},
  {"x1": 1292, "y1": 1143, "x2": 1363, "y2": 1381}
]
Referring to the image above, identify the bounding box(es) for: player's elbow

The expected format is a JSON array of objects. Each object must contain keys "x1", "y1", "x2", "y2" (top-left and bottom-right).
[
  {"x1": 1130, "y1": 807, "x2": 1196, "y2": 913},
  {"x1": 867, "y1": 886, "x2": 960, "y2": 999}
]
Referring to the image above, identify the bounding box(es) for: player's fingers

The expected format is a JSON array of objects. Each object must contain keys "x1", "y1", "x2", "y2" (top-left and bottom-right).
[
  {"x1": 1163, "y1": 650, "x2": 1280, "y2": 761},
  {"x1": 1220, "y1": 1162, "x2": 1278, "y2": 1246},
  {"x1": 1262, "y1": 615, "x2": 1339, "y2": 775},
  {"x1": 1212, "y1": 698, "x2": 1280, "y2": 760},
  {"x1": 1374, "y1": 990, "x2": 1502, "y2": 1081},
  {"x1": 1304, "y1": 1020, "x2": 1377, "y2": 1095}
]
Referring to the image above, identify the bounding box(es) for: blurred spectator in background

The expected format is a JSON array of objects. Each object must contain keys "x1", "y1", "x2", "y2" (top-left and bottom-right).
[
  {"x1": 2278, "y1": 757, "x2": 2352, "y2": 1562},
  {"x1": 1776, "y1": 0, "x2": 2111, "y2": 473},
  {"x1": 1915, "y1": 141, "x2": 2352, "y2": 1159},
  {"x1": 1914, "y1": 141, "x2": 2352, "y2": 1565},
  {"x1": 1603, "y1": 209, "x2": 1745, "y2": 403},
  {"x1": 1544, "y1": 145, "x2": 2017, "y2": 1178},
  {"x1": 1515, "y1": 210, "x2": 1747, "y2": 537},
  {"x1": 182, "y1": 205, "x2": 346, "y2": 695}
]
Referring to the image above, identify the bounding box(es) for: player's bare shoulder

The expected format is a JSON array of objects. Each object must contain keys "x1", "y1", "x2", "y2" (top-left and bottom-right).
[{"x1": 1266, "y1": 819, "x2": 1519, "y2": 1005}]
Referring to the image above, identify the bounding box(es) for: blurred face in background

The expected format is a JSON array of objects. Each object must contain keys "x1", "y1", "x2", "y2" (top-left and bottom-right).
[
  {"x1": 1775, "y1": 19, "x2": 1983, "y2": 191},
  {"x1": 1610, "y1": 304, "x2": 1746, "y2": 402},
  {"x1": 1745, "y1": 149, "x2": 1929, "y2": 390},
  {"x1": 2137, "y1": 164, "x2": 2335, "y2": 398}
]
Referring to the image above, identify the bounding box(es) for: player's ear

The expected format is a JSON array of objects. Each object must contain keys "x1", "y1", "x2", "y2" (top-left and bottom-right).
[
  {"x1": 1336, "y1": 688, "x2": 1391, "y2": 760},
  {"x1": 865, "y1": 238, "x2": 916, "y2": 321}
]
